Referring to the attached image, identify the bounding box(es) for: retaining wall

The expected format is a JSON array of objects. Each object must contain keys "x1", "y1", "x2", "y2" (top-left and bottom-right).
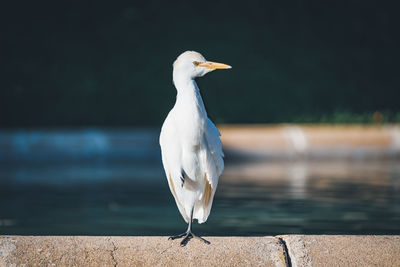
[{"x1": 1, "y1": 235, "x2": 399, "y2": 266}]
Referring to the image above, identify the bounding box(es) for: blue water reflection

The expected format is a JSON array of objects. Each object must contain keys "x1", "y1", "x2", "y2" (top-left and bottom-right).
[{"x1": 0, "y1": 130, "x2": 399, "y2": 235}]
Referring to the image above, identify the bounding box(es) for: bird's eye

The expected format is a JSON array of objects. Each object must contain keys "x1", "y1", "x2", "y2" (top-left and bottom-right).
[{"x1": 193, "y1": 61, "x2": 200, "y2": 66}]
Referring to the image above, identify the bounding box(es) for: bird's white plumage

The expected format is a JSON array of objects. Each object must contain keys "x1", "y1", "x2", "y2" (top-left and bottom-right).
[{"x1": 160, "y1": 51, "x2": 225, "y2": 224}]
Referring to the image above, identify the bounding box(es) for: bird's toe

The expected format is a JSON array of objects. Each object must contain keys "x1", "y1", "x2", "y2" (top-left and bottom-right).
[
  {"x1": 192, "y1": 234, "x2": 210, "y2": 245},
  {"x1": 180, "y1": 234, "x2": 192, "y2": 247},
  {"x1": 168, "y1": 232, "x2": 186, "y2": 240}
]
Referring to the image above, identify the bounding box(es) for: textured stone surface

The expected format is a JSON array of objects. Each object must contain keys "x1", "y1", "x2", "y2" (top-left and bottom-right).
[
  {"x1": 281, "y1": 235, "x2": 400, "y2": 267},
  {"x1": 0, "y1": 236, "x2": 115, "y2": 267},
  {"x1": 1, "y1": 235, "x2": 400, "y2": 267},
  {"x1": 0, "y1": 236, "x2": 285, "y2": 267}
]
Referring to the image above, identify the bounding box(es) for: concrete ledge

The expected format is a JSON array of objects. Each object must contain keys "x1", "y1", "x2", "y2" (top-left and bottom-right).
[
  {"x1": 280, "y1": 235, "x2": 400, "y2": 267},
  {"x1": 1, "y1": 235, "x2": 399, "y2": 267}
]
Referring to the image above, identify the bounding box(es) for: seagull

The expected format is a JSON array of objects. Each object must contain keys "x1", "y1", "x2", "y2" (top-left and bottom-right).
[{"x1": 160, "y1": 51, "x2": 231, "y2": 246}]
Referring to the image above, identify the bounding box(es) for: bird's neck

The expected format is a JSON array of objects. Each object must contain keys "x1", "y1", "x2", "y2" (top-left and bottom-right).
[{"x1": 174, "y1": 77, "x2": 206, "y2": 116}]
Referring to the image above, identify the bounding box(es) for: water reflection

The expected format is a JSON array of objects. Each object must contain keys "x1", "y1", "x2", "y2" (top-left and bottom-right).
[
  {"x1": 0, "y1": 158, "x2": 399, "y2": 236},
  {"x1": 219, "y1": 159, "x2": 400, "y2": 235}
]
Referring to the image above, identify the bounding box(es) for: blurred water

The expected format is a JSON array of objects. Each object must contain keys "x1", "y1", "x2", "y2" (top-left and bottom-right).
[{"x1": 1, "y1": 158, "x2": 399, "y2": 236}]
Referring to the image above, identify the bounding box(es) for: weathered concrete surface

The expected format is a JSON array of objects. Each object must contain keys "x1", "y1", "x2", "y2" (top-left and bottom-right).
[
  {"x1": 1, "y1": 235, "x2": 400, "y2": 267},
  {"x1": 0, "y1": 236, "x2": 116, "y2": 267},
  {"x1": 0, "y1": 236, "x2": 286, "y2": 267},
  {"x1": 280, "y1": 235, "x2": 400, "y2": 267}
]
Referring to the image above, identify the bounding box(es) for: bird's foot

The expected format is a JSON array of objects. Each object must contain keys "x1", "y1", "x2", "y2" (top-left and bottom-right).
[{"x1": 168, "y1": 231, "x2": 210, "y2": 246}]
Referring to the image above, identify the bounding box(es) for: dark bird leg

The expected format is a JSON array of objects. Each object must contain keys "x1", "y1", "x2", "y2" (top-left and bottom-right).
[{"x1": 168, "y1": 207, "x2": 210, "y2": 246}]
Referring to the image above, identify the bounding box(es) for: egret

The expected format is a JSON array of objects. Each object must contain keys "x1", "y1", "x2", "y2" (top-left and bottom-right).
[{"x1": 160, "y1": 51, "x2": 231, "y2": 246}]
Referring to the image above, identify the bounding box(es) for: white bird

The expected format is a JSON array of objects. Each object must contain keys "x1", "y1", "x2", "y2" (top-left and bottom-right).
[{"x1": 160, "y1": 51, "x2": 231, "y2": 246}]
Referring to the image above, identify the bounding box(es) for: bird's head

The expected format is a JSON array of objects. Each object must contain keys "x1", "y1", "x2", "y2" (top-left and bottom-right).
[{"x1": 173, "y1": 51, "x2": 231, "y2": 80}]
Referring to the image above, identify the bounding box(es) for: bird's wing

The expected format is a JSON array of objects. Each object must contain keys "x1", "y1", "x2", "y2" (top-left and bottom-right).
[
  {"x1": 193, "y1": 119, "x2": 224, "y2": 223},
  {"x1": 202, "y1": 118, "x2": 224, "y2": 189},
  {"x1": 159, "y1": 113, "x2": 190, "y2": 222}
]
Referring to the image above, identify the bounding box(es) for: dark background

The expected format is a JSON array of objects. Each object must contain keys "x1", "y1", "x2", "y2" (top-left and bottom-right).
[{"x1": 1, "y1": 0, "x2": 399, "y2": 127}]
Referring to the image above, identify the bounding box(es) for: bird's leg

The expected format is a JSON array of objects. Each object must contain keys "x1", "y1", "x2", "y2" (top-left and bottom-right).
[
  {"x1": 168, "y1": 207, "x2": 210, "y2": 246},
  {"x1": 168, "y1": 210, "x2": 193, "y2": 242},
  {"x1": 179, "y1": 212, "x2": 194, "y2": 246},
  {"x1": 167, "y1": 210, "x2": 193, "y2": 241}
]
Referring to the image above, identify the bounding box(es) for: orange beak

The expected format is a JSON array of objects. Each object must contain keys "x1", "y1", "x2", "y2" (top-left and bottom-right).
[{"x1": 196, "y1": 61, "x2": 232, "y2": 69}]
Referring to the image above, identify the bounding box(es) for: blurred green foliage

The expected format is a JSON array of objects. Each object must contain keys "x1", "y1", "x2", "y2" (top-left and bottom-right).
[{"x1": 1, "y1": 0, "x2": 399, "y2": 127}]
